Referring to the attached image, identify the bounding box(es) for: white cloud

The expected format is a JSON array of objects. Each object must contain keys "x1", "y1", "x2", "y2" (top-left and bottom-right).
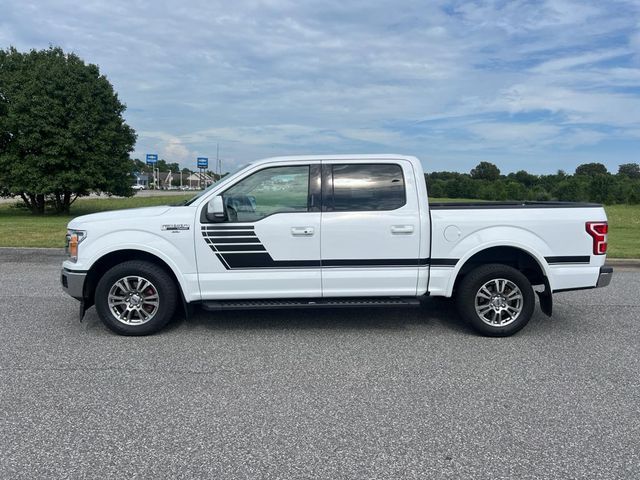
[
  {"x1": 493, "y1": 83, "x2": 640, "y2": 126},
  {"x1": 532, "y1": 48, "x2": 634, "y2": 73},
  {"x1": 467, "y1": 122, "x2": 561, "y2": 144},
  {"x1": 162, "y1": 138, "x2": 190, "y2": 163},
  {"x1": 136, "y1": 131, "x2": 193, "y2": 165},
  {"x1": 4, "y1": 0, "x2": 640, "y2": 172}
]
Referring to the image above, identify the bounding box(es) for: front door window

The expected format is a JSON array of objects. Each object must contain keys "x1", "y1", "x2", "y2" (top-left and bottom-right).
[{"x1": 222, "y1": 166, "x2": 310, "y2": 222}]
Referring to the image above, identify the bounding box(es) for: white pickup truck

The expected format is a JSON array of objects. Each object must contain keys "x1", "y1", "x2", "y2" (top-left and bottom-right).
[{"x1": 61, "y1": 154, "x2": 613, "y2": 336}]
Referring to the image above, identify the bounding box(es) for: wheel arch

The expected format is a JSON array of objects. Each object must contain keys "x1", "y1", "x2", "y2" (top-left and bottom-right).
[
  {"x1": 83, "y1": 249, "x2": 188, "y2": 313},
  {"x1": 450, "y1": 245, "x2": 550, "y2": 297}
]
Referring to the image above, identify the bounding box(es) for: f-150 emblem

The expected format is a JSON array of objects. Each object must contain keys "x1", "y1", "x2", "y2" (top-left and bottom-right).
[{"x1": 162, "y1": 224, "x2": 190, "y2": 231}]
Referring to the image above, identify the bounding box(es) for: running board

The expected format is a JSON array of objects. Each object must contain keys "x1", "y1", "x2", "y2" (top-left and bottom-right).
[{"x1": 201, "y1": 297, "x2": 422, "y2": 311}]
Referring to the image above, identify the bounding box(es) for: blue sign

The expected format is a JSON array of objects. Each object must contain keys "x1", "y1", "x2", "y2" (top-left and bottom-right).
[
  {"x1": 146, "y1": 153, "x2": 158, "y2": 165},
  {"x1": 197, "y1": 157, "x2": 209, "y2": 169}
]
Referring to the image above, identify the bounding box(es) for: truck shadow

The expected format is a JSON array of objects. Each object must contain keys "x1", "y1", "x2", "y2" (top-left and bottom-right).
[{"x1": 171, "y1": 297, "x2": 476, "y2": 335}]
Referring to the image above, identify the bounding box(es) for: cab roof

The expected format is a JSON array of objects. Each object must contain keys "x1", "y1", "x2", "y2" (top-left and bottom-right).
[{"x1": 256, "y1": 154, "x2": 417, "y2": 163}]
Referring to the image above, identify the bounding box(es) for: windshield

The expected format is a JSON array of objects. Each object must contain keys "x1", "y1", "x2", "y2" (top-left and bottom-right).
[{"x1": 183, "y1": 163, "x2": 251, "y2": 206}]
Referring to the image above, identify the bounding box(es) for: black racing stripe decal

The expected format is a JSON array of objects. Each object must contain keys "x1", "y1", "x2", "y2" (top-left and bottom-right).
[
  {"x1": 430, "y1": 258, "x2": 458, "y2": 266},
  {"x1": 215, "y1": 253, "x2": 231, "y2": 269},
  {"x1": 323, "y1": 258, "x2": 420, "y2": 267},
  {"x1": 202, "y1": 225, "x2": 255, "y2": 230},
  {"x1": 204, "y1": 231, "x2": 257, "y2": 237},
  {"x1": 221, "y1": 253, "x2": 321, "y2": 269},
  {"x1": 215, "y1": 244, "x2": 267, "y2": 252},
  {"x1": 217, "y1": 255, "x2": 459, "y2": 269},
  {"x1": 201, "y1": 228, "x2": 460, "y2": 270},
  {"x1": 319, "y1": 258, "x2": 457, "y2": 268},
  {"x1": 207, "y1": 237, "x2": 262, "y2": 244},
  {"x1": 203, "y1": 237, "x2": 218, "y2": 248},
  {"x1": 545, "y1": 256, "x2": 590, "y2": 264}
]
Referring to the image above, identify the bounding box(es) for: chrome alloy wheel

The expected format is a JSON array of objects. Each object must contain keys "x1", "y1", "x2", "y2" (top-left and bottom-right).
[
  {"x1": 474, "y1": 278, "x2": 523, "y2": 327},
  {"x1": 107, "y1": 276, "x2": 160, "y2": 325}
]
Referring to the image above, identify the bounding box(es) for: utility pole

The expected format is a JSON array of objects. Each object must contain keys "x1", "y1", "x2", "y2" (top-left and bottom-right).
[{"x1": 216, "y1": 143, "x2": 220, "y2": 179}]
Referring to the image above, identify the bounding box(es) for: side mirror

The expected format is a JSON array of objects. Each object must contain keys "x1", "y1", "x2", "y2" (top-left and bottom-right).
[{"x1": 206, "y1": 195, "x2": 226, "y2": 222}]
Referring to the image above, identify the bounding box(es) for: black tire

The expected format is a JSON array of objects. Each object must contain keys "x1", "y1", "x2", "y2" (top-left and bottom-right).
[
  {"x1": 95, "y1": 260, "x2": 178, "y2": 336},
  {"x1": 455, "y1": 263, "x2": 535, "y2": 337}
]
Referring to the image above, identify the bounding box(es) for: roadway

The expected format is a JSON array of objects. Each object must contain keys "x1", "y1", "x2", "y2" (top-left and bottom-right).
[{"x1": 0, "y1": 248, "x2": 638, "y2": 479}]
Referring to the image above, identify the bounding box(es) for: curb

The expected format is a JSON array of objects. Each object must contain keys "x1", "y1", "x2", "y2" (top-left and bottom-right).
[
  {"x1": 604, "y1": 258, "x2": 640, "y2": 269},
  {"x1": 0, "y1": 247, "x2": 67, "y2": 260},
  {"x1": 0, "y1": 247, "x2": 66, "y2": 254}
]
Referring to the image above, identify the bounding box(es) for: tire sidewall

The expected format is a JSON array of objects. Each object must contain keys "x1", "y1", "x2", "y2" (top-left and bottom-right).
[
  {"x1": 95, "y1": 261, "x2": 177, "y2": 336},
  {"x1": 457, "y1": 264, "x2": 535, "y2": 337}
]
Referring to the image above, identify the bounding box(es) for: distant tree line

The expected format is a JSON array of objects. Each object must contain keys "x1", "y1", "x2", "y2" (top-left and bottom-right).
[{"x1": 426, "y1": 161, "x2": 640, "y2": 204}]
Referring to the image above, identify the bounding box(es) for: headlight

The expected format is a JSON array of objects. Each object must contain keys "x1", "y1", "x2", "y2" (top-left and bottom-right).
[{"x1": 65, "y1": 229, "x2": 87, "y2": 262}]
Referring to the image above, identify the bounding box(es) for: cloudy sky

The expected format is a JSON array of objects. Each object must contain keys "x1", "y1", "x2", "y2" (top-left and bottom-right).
[{"x1": 3, "y1": 0, "x2": 640, "y2": 173}]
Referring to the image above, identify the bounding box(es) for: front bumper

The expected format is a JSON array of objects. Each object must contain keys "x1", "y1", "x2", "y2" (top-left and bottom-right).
[
  {"x1": 61, "y1": 268, "x2": 87, "y2": 300},
  {"x1": 596, "y1": 266, "x2": 613, "y2": 288}
]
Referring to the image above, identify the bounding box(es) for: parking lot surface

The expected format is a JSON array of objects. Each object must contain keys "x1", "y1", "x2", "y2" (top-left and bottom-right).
[{"x1": 0, "y1": 249, "x2": 638, "y2": 479}]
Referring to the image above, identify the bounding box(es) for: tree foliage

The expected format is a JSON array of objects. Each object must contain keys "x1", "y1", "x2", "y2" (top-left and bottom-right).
[
  {"x1": 426, "y1": 161, "x2": 640, "y2": 204},
  {"x1": 133, "y1": 158, "x2": 179, "y2": 174},
  {"x1": 575, "y1": 162, "x2": 608, "y2": 177},
  {"x1": 618, "y1": 163, "x2": 640, "y2": 179},
  {"x1": 0, "y1": 46, "x2": 136, "y2": 214},
  {"x1": 470, "y1": 161, "x2": 500, "y2": 181}
]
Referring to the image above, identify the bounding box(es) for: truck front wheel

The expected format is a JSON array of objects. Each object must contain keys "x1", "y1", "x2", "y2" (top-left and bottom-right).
[
  {"x1": 95, "y1": 261, "x2": 178, "y2": 336},
  {"x1": 456, "y1": 264, "x2": 535, "y2": 337}
]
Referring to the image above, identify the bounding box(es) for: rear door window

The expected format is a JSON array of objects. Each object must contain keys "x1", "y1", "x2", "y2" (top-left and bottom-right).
[{"x1": 328, "y1": 163, "x2": 406, "y2": 211}]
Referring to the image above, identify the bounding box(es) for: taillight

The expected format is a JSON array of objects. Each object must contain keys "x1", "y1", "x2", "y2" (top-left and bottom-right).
[{"x1": 586, "y1": 222, "x2": 608, "y2": 255}]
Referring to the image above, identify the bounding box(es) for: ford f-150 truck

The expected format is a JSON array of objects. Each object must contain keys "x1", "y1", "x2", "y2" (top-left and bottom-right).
[{"x1": 61, "y1": 154, "x2": 613, "y2": 336}]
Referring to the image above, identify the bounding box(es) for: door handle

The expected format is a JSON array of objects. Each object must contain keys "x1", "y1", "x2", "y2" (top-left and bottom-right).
[
  {"x1": 391, "y1": 225, "x2": 414, "y2": 234},
  {"x1": 291, "y1": 227, "x2": 315, "y2": 236}
]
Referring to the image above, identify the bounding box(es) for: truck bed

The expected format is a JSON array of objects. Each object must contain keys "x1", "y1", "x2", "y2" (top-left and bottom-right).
[{"x1": 427, "y1": 201, "x2": 608, "y2": 296}]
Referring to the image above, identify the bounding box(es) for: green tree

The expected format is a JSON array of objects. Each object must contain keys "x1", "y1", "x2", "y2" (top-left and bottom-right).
[
  {"x1": 509, "y1": 170, "x2": 538, "y2": 188},
  {"x1": 609, "y1": 177, "x2": 633, "y2": 204},
  {"x1": 428, "y1": 179, "x2": 446, "y2": 198},
  {"x1": 588, "y1": 174, "x2": 615, "y2": 204},
  {"x1": 132, "y1": 158, "x2": 147, "y2": 172},
  {"x1": 470, "y1": 161, "x2": 501, "y2": 181},
  {"x1": 618, "y1": 163, "x2": 640, "y2": 179},
  {"x1": 504, "y1": 181, "x2": 527, "y2": 200},
  {"x1": 153, "y1": 159, "x2": 179, "y2": 172},
  {"x1": 0, "y1": 46, "x2": 136, "y2": 214},
  {"x1": 554, "y1": 176, "x2": 589, "y2": 202},
  {"x1": 629, "y1": 183, "x2": 640, "y2": 204},
  {"x1": 527, "y1": 186, "x2": 551, "y2": 201},
  {"x1": 575, "y1": 163, "x2": 607, "y2": 177}
]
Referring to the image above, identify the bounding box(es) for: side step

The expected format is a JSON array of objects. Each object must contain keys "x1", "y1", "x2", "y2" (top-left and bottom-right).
[{"x1": 201, "y1": 297, "x2": 422, "y2": 311}]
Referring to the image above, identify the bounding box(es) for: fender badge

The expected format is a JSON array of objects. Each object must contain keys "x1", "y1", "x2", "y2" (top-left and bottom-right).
[{"x1": 162, "y1": 224, "x2": 190, "y2": 231}]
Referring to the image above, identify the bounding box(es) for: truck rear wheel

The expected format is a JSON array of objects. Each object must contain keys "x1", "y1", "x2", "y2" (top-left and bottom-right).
[
  {"x1": 95, "y1": 261, "x2": 177, "y2": 336},
  {"x1": 456, "y1": 264, "x2": 535, "y2": 337}
]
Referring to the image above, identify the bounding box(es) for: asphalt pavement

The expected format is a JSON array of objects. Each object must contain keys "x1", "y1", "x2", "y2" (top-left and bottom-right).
[{"x1": 0, "y1": 249, "x2": 638, "y2": 479}]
